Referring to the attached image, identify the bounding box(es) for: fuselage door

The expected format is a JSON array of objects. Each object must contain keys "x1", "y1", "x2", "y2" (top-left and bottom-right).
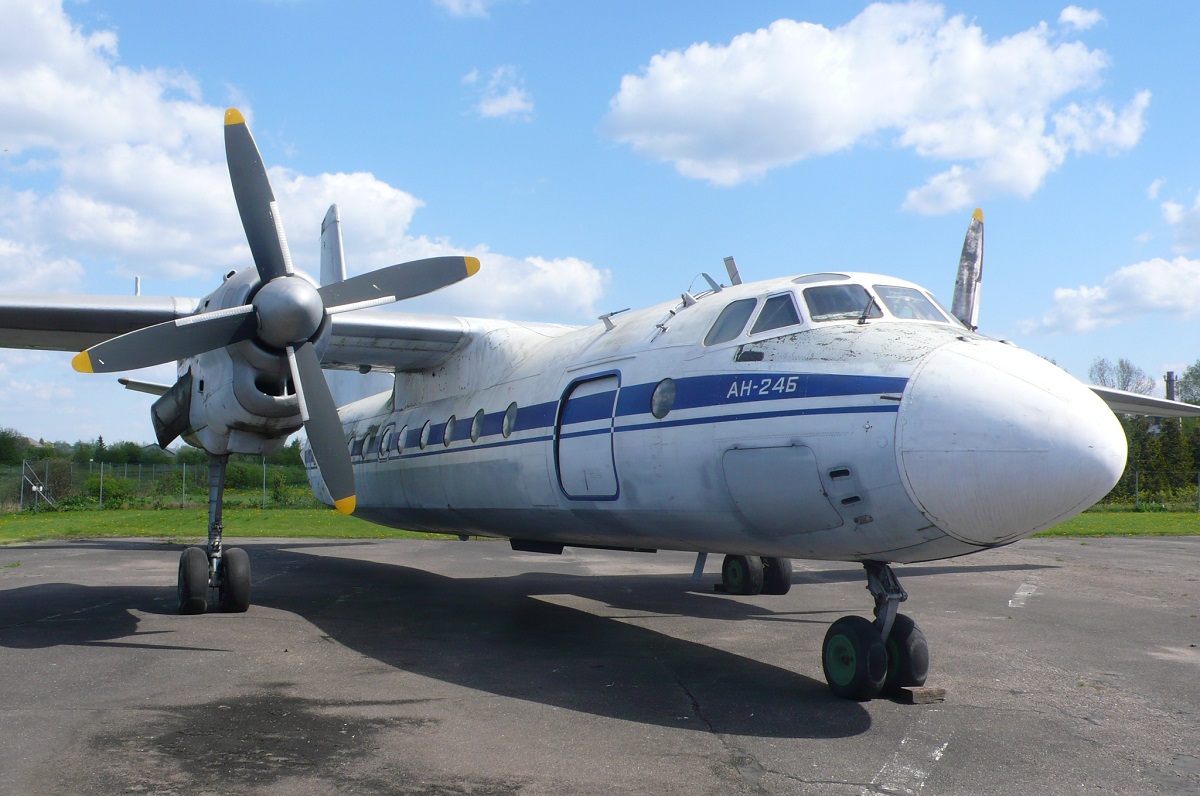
[{"x1": 556, "y1": 374, "x2": 620, "y2": 500}]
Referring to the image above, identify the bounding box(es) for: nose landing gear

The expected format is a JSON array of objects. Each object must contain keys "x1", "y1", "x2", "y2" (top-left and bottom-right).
[
  {"x1": 175, "y1": 454, "x2": 252, "y2": 614},
  {"x1": 821, "y1": 561, "x2": 928, "y2": 700}
]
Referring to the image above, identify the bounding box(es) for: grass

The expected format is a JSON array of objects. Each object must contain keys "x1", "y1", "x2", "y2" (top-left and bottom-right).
[
  {"x1": 0, "y1": 506, "x2": 1197, "y2": 545},
  {"x1": 0, "y1": 508, "x2": 444, "y2": 545}
]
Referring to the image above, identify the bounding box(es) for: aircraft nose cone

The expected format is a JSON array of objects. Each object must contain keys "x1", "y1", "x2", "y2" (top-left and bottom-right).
[{"x1": 896, "y1": 340, "x2": 1126, "y2": 546}]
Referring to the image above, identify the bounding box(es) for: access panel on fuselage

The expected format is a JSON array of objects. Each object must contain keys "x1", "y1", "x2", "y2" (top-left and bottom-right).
[
  {"x1": 556, "y1": 374, "x2": 619, "y2": 499},
  {"x1": 722, "y1": 445, "x2": 844, "y2": 535}
]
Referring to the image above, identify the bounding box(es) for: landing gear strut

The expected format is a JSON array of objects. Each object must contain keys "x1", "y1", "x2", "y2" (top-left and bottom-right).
[
  {"x1": 176, "y1": 454, "x2": 251, "y2": 614},
  {"x1": 821, "y1": 561, "x2": 928, "y2": 700}
]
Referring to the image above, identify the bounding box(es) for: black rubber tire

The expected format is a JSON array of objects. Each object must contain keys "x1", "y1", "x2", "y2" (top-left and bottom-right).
[
  {"x1": 822, "y1": 615, "x2": 887, "y2": 701},
  {"x1": 760, "y1": 557, "x2": 793, "y2": 595},
  {"x1": 721, "y1": 555, "x2": 765, "y2": 595},
  {"x1": 218, "y1": 547, "x2": 251, "y2": 613},
  {"x1": 883, "y1": 614, "x2": 929, "y2": 694},
  {"x1": 177, "y1": 546, "x2": 209, "y2": 615}
]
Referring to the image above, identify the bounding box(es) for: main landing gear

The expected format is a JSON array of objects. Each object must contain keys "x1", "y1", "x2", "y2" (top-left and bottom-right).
[
  {"x1": 821, "y1": 561, "x2": 928, "y2": 700},
  {"x1": 717, "y1": 554, "x2": 793, "y2": 595},
  {"x1": 176, "y1": 455, "x2": 252, "y2": 615}
]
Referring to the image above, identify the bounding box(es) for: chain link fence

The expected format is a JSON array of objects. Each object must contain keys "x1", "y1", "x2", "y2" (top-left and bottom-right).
[
  {"x1": 1, "y1": 460, "x2": 315, "y2": 512},
  {"x1": 1094, "y1": 469, "x2": 1200, "y2": 512}
]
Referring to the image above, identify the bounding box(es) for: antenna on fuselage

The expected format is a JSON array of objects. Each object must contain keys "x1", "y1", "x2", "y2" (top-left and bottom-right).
[{"x1": 723, "y1": 256, "x2": 743, "y2": 286}]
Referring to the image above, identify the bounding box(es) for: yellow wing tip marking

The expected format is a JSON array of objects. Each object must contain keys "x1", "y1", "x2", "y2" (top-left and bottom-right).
[
  {"x1": 334, "y1": 495, "x2": 356, "y2": 515},
  {"x1": 973, "y1": 207, "x2": 983, "y2": 222},
  {"x1": 224, "y1": 108, "x2": 245, "y2": 126},
  {"x1": 465, "y1": 256, "x2": 481, "y2": 277},
  {"x1": 71, "y1": 351, "x2": 94, "y2": 373}
]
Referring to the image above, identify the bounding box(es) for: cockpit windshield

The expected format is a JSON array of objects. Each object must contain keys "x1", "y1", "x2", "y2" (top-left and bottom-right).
[
  {"x1": 872, "y1": 285, "x2": 952, "y2": 322},
  {"x1": 803, "y1": 284, "x2": 883, "y2": 322}
]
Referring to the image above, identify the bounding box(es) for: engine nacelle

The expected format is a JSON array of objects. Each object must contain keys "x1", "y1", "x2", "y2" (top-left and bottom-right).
[{"x1": 152, "y1": 266, "x2": 332, "y2": 456}]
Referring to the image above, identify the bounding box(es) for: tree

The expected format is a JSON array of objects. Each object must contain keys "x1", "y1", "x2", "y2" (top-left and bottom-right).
[
  {"x1": 1088, "y1": 357, "x2": 1155, "y2": 394},
  {"x1": 1176, "y1": 360, "x2": 1200, "y2": 405},
  {"x1": 0, "y1": 428, "x2": 28, "y2": 465}
]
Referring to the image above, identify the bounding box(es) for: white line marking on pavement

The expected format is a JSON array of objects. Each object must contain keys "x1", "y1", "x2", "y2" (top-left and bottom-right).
[
  {"x1": 1008, "y1": 577, "x2": 1040, "y2": 608},
  {"x1": 863, "y1": 710, "x2": 951, "y2": 795}
]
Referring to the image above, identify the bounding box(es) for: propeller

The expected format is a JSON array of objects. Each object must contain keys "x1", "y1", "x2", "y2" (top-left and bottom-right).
[
  {"x1": 950, "y1": 208, "x2": 983, "y2": 330},
  {"x1": 72, "y1": 108, "x2": 480, "y2": 516}
]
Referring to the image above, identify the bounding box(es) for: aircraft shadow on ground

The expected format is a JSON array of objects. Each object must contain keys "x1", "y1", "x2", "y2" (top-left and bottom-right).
[
  {"x1": 0, "y1": 543, "x2": 1054, "y2": 738},
  {"x1": 0, "y1": 542, "x2": 886, "y2": 738}
]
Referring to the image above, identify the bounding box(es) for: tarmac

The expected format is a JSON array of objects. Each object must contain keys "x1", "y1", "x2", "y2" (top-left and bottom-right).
[{"x1": 0, "y1": 535, "x2": 1197, "y2": 795}]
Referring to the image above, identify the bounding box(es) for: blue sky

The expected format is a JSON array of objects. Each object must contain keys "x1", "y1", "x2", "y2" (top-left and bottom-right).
[{"x1": 3, "y1": 0, "x2": 1200, "y2": 445}]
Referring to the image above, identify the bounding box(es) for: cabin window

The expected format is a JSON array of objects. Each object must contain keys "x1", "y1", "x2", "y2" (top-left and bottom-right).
[
  {"x1": 704, "y1": 299, "x2": 757, "y2": 346},
  {"x1": 873, "y1": 285, "x2": 950, "y2": 322},
  {"x1": 502, "y1": 402, "x2": 519, "y2": 438},
  {"x1": 803, "y1": 284, "x2": 882, "y2": 322},
  {"x1": 396, "y1": 425, "x2": 407, "y2": 454},
  {"x1": 351, "y1": 436, "x2": 366, "y2": 457},
  {"x1": 651, "y1": 378, "x2": 676, "y2": 419},
  {"x1": 419, "y1": 420, "x2": 431, "y2": 449},
  {"x1": 471, "y1": 409, "x2": 485, "y2": 442},
  {"x1": 444, "y1": 416, "x2": 456, "y2": 447},
  {"x1": 749, "y1": 293, "x2": 802, "y2": 335}
]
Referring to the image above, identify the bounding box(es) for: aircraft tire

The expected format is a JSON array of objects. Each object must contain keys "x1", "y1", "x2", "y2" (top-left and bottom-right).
[
  {"x1": 177, "y1": 546, "x2": 209, "y2": 615},
  {"x1": 218, "y1": 547, "x2": 251, "y2": 613},
  {"x1": 760, "y1": 557, "x2": 793, "y2": 595},
  {"x1": 721, "y1": 555, "x2": 764, "y2": 595},
  {"x1": 883, "y1": 614, "x2": 929, "y2": 694},
  {"x1": 822, "y1": 615, "x2": 887, "y2": 700}
]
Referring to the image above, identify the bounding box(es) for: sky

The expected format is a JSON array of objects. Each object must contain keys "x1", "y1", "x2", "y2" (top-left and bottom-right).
[{"x1": 3, "y1": 0, "x2": 1200, "y2": 446}]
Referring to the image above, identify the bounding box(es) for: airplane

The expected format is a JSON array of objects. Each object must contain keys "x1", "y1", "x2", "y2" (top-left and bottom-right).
[{"x1": 2, "y1": 108, "x2": 1198, "y2": 701}]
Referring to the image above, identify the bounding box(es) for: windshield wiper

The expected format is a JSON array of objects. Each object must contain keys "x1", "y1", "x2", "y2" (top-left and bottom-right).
[{"x1": 857, "y1": 295, "x2": 878, "y2": 325}]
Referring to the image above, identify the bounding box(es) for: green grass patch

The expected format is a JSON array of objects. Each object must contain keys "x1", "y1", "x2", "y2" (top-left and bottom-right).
[
  {"x1": 1037, "y1": 511, "x2": 1200, "y2": 537},
  {"x1": 1, "y1": 505, "x2": 1197, "y2": 545},
  {"x1": 0, "y1": 508, "x2": 443, "y2": 545}
]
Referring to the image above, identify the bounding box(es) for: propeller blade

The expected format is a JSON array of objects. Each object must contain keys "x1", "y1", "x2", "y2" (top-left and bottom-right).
[
  {"x1": 224, "y1": 108, "x2": 293, "y2": 282},
  {"x1": 72, "y1": 305, "x2": 257, "y2": 373},
  {"x1": 319, "y1": 255, "x2": 480, "y2": 312},
  {"x1": 951, "y1": 208, "x2": 984, "y2": 330},
  {"x1": 287, "y1": 341, "x2": 356, "y2": 515}
]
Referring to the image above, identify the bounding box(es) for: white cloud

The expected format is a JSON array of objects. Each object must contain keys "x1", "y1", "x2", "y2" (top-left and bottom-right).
[
  {"x1": 1019, "y1": 256, "x2": 1200, "y2": 333},
  {"x1": 1158, "y1": 191, "x2": 1200, "y2": 251},
  {"x1": 434, "y1": 0, "x2": 494, "y2": 19},
  {"x1": 1059, "y1": 6, "x2": 1104, "y2": 31},
  {"x1": 1147, "y1": 178, "x2": 1166, "y2": 200},
  {"x1": 465, "y1": 65, "x2": 534, "y2": 120},
  {"x1": 0, "y1": 0, "x2": 599, "y2": 325},
  {"x1": 605, "y1": 2, "x2": 1146, "y2": 213}
]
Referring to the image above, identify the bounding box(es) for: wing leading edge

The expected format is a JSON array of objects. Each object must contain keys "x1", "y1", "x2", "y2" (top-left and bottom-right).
[{"x1": 1091, "y1": 385, "x2": 1200, "y2": 418}]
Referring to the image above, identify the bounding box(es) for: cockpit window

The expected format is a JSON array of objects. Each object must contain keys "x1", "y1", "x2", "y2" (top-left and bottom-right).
[
  {"x1": 704, "y1": 298, "x2": 757, "y2": 345},
  {"x1": 749, "y1": 293, "x2": 802, "y2": 335},
  {"x1": 873, "y1": 285, "x2": 951, "y2": 322},
  {"x1": 803, "y1": 284, "x2": 882, "y2": 322}
]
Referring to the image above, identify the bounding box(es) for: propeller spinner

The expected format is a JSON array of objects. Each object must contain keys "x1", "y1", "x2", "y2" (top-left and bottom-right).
[{"x1": 71, "y1": 108, "x2": 480, "y2": 516}]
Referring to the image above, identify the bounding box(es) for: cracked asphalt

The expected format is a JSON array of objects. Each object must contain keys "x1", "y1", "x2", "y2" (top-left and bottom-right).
[{"x1": 0, "y1": 536, "x2": 1197, "y2": 795}]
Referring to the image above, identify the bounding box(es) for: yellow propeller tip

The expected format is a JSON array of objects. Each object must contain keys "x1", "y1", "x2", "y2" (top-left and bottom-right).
[
  {"x1": 71, "y1": 351, "x2": 94, "y2": 373},
  {"x1": 465, "y1": 256, "x2": 481, "y2": 277},
  {"x1": 334, "y1": 495, "x2": 356, "y2": 515},
  {"x1": 972, "y1": 207, "x2": 983, "y2": 222},
  {"x1": 224, "y1": 108, "x2": 245, "y2": 126}
]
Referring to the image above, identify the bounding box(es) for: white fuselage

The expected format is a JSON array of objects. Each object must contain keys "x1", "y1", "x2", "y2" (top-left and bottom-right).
[{"x1": 306, "y1": 272, "x2": 1127, "y2": 564}]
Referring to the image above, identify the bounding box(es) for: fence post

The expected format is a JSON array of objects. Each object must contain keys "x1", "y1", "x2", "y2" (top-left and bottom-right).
[
  {"x1": 182, "y1": 462, "x2": 186, "y2": 507},
  {"x1": 1135, "y1": 470, "x2": 1139, "y2": 507},
  {"x1": 262, "y1": 458, "x2": 267, "y2": 510},
  {"x1": 99, "y1": 462, "x2": 104, "y2": 508},
  {"x1": 19, "y1": 459, "x2": 26, "y2": 511}
]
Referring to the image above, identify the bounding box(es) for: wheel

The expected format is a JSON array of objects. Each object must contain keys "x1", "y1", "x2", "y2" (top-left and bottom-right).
[
  {"x1": 761, "y1": 557, "x2": 793, "y2": 595},
  {"x1": 177, "y1": 546, "x2": 209, "y2": 615},
  {"x1": 822, "y1": 615, "x2": 887, "y2": 700},
  {"x1": 218, "y1": 547, "x2": 251, "y2": 613},
  {"x1": 883, "y1": 614, "x2": 929, "y2": 694},
  {"x1": 721, "y1": 555, "x2": 764, "y2": 595}
]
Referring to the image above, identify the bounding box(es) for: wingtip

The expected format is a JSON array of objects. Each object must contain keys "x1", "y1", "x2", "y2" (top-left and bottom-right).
[
  {"x1": 334, "y1": 495, "x2": 356, "y2": 516},
  {"x1": 972, "y1": 207, "x2": 983, "y2": 222},
  {"x1": 465, "y1": 256, "x2": 481, "y2": 277},
  {"x1": 71, "y1": 351, "x2": 93, "y2": 373},
  {"x1": 224, "y1": 107, "x2": 245, "y2": 126}
]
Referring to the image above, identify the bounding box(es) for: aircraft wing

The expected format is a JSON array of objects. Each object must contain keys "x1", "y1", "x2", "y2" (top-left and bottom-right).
[
  {"x1": 0, "y1": 294, "x2": 470, "y2": 373},
  {"x1": 0, "y1": 294, "x2": 200, "y2": 352},
  {"x1": 1091, "y1": 385, "x2": 1200, "y2": 418}
]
